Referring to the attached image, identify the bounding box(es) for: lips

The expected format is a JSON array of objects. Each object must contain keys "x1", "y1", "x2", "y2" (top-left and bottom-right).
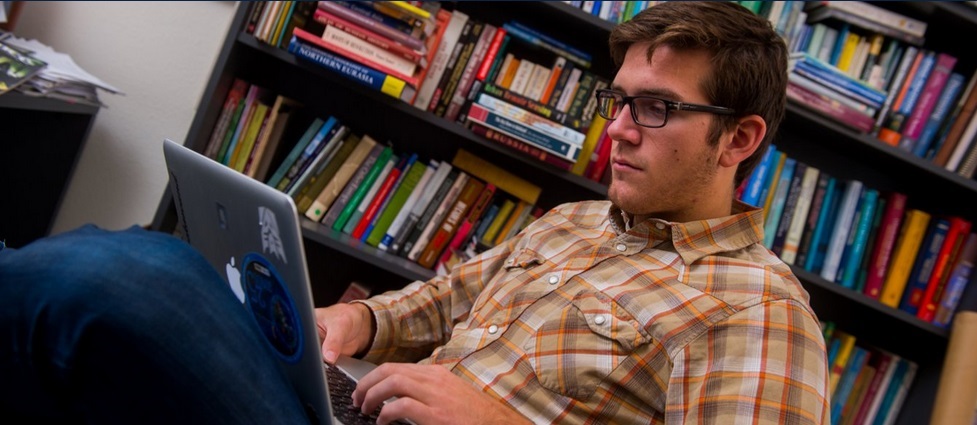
[{"x1": 612, "y1": 156, "x2": 641, "y2": 171}]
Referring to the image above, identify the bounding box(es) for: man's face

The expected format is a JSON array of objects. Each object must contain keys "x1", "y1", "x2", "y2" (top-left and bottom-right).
[{"x1": 606, "y1": 43, "x2": 728, "y2": 224}]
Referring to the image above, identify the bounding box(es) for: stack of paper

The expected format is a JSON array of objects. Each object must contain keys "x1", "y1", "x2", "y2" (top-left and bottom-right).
[{"x1": 0, "y1": 33, "x2": 122, "y2": 106}]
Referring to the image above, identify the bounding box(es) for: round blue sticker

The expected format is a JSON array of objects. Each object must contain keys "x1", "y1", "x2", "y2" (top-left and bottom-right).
[{"x1": 242, "y1": 253, "x2": 303, "y2": 363}]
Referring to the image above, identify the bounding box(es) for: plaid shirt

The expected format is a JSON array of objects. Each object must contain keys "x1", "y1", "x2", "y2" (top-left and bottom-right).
[{"x1": 358, "y1": 200, "x2": 830, "y2": 424}]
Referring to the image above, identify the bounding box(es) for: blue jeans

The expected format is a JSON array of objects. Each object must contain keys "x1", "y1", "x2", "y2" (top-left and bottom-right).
[{"x1": 0, "y1": 225, "x2": 310, "y2": 424}]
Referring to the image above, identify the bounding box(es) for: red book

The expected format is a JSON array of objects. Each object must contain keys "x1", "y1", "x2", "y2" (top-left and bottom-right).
[
  {"x1": 918, "y1": 216, "x2": 973, "y2": 322},
  {"x1": 312, "y1": 9, "x2": 424, "y2": 64},
  {"x1": 476, "y1": 27, "x2": 508, "y2": 82},
  {"x1": 862, "y1": 192, "x2": 907, "y2": 299},
  {"x1": 417, "y1": 177, "x2": 486, "y2": 268},
  {"x1": 435, "y1": 183, "x2": 497, "y2": 268},
  {"x1": 585, "y1": 127, "x2": 612, "y2": 181},
  {"x1": 351, "y1": 156, "x2": 407, "y2": 240}
]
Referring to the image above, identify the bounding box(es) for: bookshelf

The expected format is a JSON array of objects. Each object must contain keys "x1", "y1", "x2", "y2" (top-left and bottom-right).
[{"x1": 150, "y1": 2, "x2": 977, "y2": 424}]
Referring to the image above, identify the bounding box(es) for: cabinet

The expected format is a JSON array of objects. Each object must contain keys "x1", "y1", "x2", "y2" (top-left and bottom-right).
[
  {"x1": 1, "y1": 91, "x2": 98, "y2": 248},
  {"x1": 151, "y1": 2, "x2": 977, "y2": 423}
]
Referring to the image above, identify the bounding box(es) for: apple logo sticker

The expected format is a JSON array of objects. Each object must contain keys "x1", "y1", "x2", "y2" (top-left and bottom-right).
[{"x1": 225, "y1": 256, "x2": 246, "y2": 303}]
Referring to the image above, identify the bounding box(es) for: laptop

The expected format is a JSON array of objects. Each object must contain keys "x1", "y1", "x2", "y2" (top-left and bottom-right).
[{"x1": 162, "y1": 138, "x2": 391, "y2": 424}]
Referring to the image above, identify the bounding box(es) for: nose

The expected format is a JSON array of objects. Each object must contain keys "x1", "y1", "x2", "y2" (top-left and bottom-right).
[{"x1": 605, "y1": 103, "x2": 640, "y2": 145}]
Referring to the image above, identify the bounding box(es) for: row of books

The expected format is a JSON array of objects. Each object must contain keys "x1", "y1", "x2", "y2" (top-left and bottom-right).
[
  {"x1": 561, "y1": 1, "x2": 660, "y2": 26},
  {"x1": 203, "y1": 79, "x2": 544, "y2": 273},
  {"x1": 822, "y1": 322, "x2": 919, "y2": 425},
  {"x1": 738, "y1": 145, "x2": 976, "y2": 328},
  {"x1": 768, "y1": 2, "x2": 977, "y2": 179},
  {"x1": 280, "y1": 2, "x2": 613, "y2": 182}
]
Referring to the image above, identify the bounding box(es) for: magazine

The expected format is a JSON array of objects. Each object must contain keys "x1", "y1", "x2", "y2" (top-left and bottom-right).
[{"x1": 0, "y1": 39, "x2": 46, "y2": 94}]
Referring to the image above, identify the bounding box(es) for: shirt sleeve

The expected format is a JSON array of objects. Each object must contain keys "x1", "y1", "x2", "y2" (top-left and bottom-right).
[
  {"x1": 354, "y1": 235, "x2": 521, "y2": 364},
  {"x1": 666, "y1": 298, "x2": 830, "y2": 424}
]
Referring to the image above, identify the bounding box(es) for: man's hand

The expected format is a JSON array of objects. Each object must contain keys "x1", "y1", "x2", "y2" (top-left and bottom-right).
[
  {"x1": 314, "y1": 303, "x2": 374, "y2": 364},
  {"x1": 352, "y1": 363, "x2": 531, "y2": 425}
]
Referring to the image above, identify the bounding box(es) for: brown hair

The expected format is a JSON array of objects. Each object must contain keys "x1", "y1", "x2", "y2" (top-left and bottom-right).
[{"x1": 609, "y1": 2, "x2": 787, "y2": 187}]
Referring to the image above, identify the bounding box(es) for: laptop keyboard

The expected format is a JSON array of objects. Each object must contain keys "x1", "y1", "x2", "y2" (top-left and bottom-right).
[{"x1": 325, "y1": 363, "x2": 409, "y2": 425}]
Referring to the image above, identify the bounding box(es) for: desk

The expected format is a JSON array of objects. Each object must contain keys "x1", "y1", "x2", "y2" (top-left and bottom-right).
[{"x1": 0, "y1": 91, "x2": 99, "y2": 248}]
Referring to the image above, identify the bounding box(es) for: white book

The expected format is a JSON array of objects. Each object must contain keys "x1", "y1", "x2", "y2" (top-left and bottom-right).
[
  {"x1": 321, "y1": 25, "x2": 418, "y2": 78},
  {"x1": 524, "y1": 63, "x2": 551, "y2": 102},
  {"x1": 816, "y1": 1, "x2": 927, "y2": 39},
  {"x1": 509, "y1": 58, "x2": 536, "y2": 96},
  {"x1": 556, "y1": 68, "x2": 583, "y2": 112},
  {"x1": 379, "y1": 160, "x2": 438, "y2": 251},
  {"x1": 414, "y1": 10, "x2": 469, "y2": 110},
  {"x1": 781, "y1": 165, "x2": 820, "y2": 264},
  {"x1": 286, "y1": 126, "x2": 350, "y2": 197},
  {"x1": 494, "y1": 53, "x2": 515, "y2": 87},
  {"x1": 407, "y1": 172, "x2": 470, "y2": 261},
  {"x1": 820, "y1": 179, "x2": 863, "y2": 282},
  {"x1": 389, "y1": 162, "x2": 453, "y2": 254}
]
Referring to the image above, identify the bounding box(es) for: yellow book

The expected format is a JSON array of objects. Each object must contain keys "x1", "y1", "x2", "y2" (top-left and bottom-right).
[
  {"x1": 231, "y1": 102, "x2": 269, "y2": 172},
  {"x1": 494, "y1": 200, "x2": 528, "y2": 246},
  {"x1": 879, "y1": 209, "x2": 932, "y2": 308},
  {"x1": 482, "y1": 199, "x2": 515, "y2": 246},
  {"x1": 500, "y1": 58, "x2": 521, "y2": 89},
  {"x1": 270, "y1": 1, "x2": 293, "y2": 44},
  {"x1": 829, "y1": 330, "x2": 857, "y2": 396},
  {"x1": 837, "y1": 33, "x2": 860, "y2": 73},
  {"x1": 762, "y1": 152, "x2": 787, "y2": 223},
  {"x1": 390, "y1": 1, "x2": 431, "y2": 20},
  {"x1": 451, "y1": 149, "x2": 541, "y2": 205},
  {"x1": 571, "y1": 114, "x2": 607, "y2": 175}
]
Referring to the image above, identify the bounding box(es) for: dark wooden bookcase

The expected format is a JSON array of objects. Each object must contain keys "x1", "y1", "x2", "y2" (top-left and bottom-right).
[{"x1": 152, "y1": 3, "x2": 977, "y2": 423}]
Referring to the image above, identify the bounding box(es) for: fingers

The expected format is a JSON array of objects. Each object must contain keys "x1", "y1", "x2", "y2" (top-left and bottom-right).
[
  {"x1": 353, "y1": 364, "x2": 445, "y2": 415},
  {"x1": 376, "y1": 397, "x2": 427, "y2": 425}
]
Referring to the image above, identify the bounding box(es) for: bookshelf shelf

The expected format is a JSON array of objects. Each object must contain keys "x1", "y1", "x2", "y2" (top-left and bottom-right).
[{"x1": 150, "y1": 3, "x2": 977, "y2": 424}]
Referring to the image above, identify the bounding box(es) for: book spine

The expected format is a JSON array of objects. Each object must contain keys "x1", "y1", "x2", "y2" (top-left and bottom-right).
[
  {"x1": 470, "y1": 123, "x2": 573, "y2": 171},
  {"x1": 398, "y1": 169, "x2": 459, "y2": 256},
  {"x1": 288, "y1": 34, "x2": 410, "y2": 101},
  {"x1": 332, "y1": 147, "x2": 393, "y2": 231},
  {"x1": 407, "y1": 173, "x2": 470, "y2": 261},
  {"x1": 318, "y1": 1, "x2": 425, "y2": 51},
  {"x1": 467, "y1": 103, "x2": 580, "y2": 161},
  {"x1": 379, "y1": 160, "x2": 438, "y2": 251},
  {"x1": 902, "y1": 54, "x2": 957, "y2": 145},
  {"x1": 312, "y1": 8, "x2": 424, "y2": 63}
]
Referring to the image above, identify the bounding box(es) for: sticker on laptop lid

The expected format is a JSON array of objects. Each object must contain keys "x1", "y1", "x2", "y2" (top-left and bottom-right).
[{"x1": 242, "y1": 253, "x2": 302, "y2": 363}]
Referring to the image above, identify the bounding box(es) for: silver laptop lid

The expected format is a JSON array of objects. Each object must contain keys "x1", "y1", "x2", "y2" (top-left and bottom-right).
[{"x1": 162, "y1": 138, "x2": 333, "y2": 424}]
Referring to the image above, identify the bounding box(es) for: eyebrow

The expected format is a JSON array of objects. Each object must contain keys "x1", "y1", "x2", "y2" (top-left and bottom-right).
[{"x1": 607, "y1": 84, "x2": 684, "y2": 101}]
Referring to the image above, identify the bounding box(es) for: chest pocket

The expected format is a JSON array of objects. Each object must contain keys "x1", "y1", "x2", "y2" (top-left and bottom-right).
[{"x1": 524, "y1": 291, "x2": 647, "y2": 400}]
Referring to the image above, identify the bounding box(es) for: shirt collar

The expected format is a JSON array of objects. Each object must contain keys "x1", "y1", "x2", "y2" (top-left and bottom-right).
[{"x1": 608, "y1": 200, "x2": 765, "y2": 264}]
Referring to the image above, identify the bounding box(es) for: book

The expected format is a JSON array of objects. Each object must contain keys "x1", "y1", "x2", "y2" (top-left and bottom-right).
[
  {"x1": 862, "y1": 192, "x2": 908, "y2": 299},
  {"x1": 317, "y1": 1, "x2": 426, "y2": 52},
  {"x1": 312, "y1": 8, "x2": 425, "y2": 65},
  {"x1": 348, "y1": 154, "x2": 405, "y2": 239},
  {"x1": 304, "y1": 134, "x2": 378, "y2": 221},
  {"x1": 450, "y1": 149, "x2": 541, "y2": 205},
  {"x1": 413, "y1": 10, "x2": 469, "y2": 111},
  {"x1": 839, "y1": 188, "x2": 879, "y2": 288},
  {"x1": 287, "y1": 32, "x2": 415, "y2": 103},
  {"x1": 295, "y1": 131, "x2": 360, "y2": 213},
  {"x1": 417, "y1": 176, "x2": 485, "y2": 268},
  {"x1": 378, "y1": 160, "x2": 439, "y2": 251},
  {"x1": 918, "y1": 217, "x2": 973, "y2": 322},
  {"x1": 365, "y1": 155, "x2": 428, "y2": 247},
  {"x1": 879, "y1": 209, "x2": 932, "y2": 308},
  {"x1": 934, "y1": 232, "x2": 977, "y2": 327},
  {"x1": 469, "y1": 122, "x2": 574, "y2": 172},
  {"x1": 246, "y1": 95, "x2": 301, "y2": 179},
  {"x1": 435, "y1": 183, "x2": 497, "y2": 271},
  {"x1": 266, "y1": 118, "x2": 325, "y2": 189},
  {"x1": 203, "y1": 78, "x2": 250, "y2": 159},
  {"x1": 407, "y1": 171, "x2": 470, "y2": 261},
  {"x1": 820, "y1": 180, "x2": 863, "y2": 282},
  {"x1": 398, "y1": 168, "x2": 460, "y2": 257},
  {"x1": 331, "y1": 146, "x2": 394, "y2": 231},
  {"x1": 336, "y1": 281, "x2": 371, "y2": 303},
  {"x1": 318, "y1": 143, "x2": 385, "y2": 226},
  {"x1": 898, "y1": 217, "x2": 950, "y2": 315}
]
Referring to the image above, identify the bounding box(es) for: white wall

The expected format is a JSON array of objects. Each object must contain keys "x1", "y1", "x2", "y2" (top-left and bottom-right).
[{"x1": 14, "y1": 1, "x2": 237, "y2": 233}]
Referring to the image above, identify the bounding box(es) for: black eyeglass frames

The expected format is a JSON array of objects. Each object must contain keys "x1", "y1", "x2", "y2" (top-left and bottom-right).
[{"x1": 594, "y1": 89, "x2": 736, "y2": 128}]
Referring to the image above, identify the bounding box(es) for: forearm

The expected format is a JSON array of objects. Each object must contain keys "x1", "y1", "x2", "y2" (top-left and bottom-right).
[{"x1": 356, "y1": 237, "x2": 518, "y2": 364}]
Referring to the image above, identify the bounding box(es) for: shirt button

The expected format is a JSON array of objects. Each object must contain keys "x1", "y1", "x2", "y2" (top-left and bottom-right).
[
  {"x1": 548, "y1": 275, "x2": 559, "y2": 285},
  {"x1": 488, "y1": 325, "x2": 499, "y2": 334},
  {"x1": 594, "y1": 315, "x2": 606, "y2": 325},
  {"x1": 655, "y1": 222, "x2": 666, "y2": 230},
  {"x1": 615, "y1": 243, "x2": 627, "y2": 252}
]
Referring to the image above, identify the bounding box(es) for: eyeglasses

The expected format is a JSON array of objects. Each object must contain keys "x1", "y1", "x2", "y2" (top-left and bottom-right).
[{"x1": 594, "y1": 89, "x2": 736, "y2": 128}]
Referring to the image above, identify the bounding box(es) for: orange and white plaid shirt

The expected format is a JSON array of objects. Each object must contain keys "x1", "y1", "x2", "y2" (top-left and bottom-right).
[{"x1": 358, "y1": 200, "x2": 830, "y2": 424}]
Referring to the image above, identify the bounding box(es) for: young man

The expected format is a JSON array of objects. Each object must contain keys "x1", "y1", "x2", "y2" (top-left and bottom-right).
[
  {"x1": 0, "y1": 2, "x2": 827, "y2": 424},
  {"x1": 317, "y1": 2, "x2": 828, "y2": 424}
]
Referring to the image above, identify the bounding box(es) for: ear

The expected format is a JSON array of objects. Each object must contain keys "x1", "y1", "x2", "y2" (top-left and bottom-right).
[{"x1": 718, "y1": 114, "x2": 767, "y2": 168}]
